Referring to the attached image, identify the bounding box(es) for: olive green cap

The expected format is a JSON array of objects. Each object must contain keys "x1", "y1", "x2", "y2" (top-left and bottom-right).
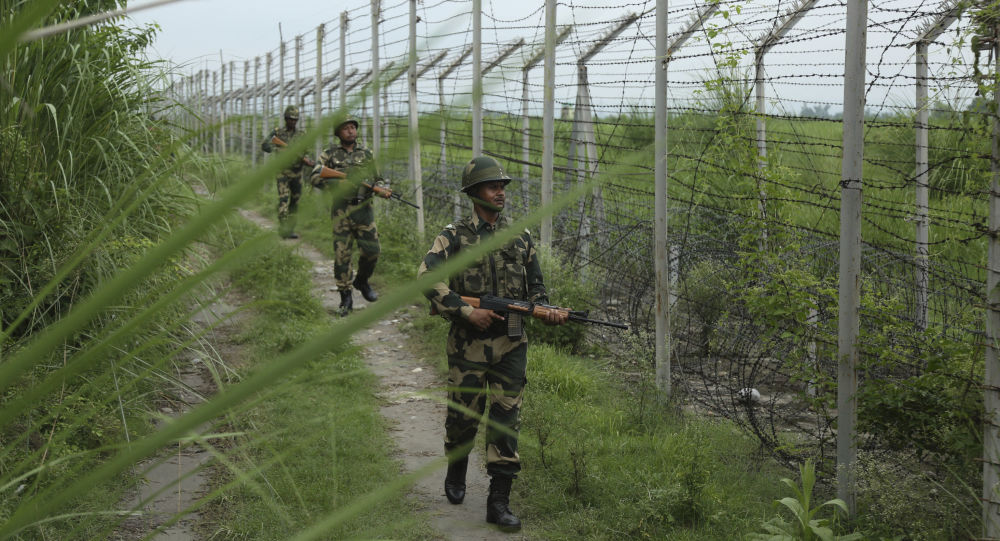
[
  {"x1": 283, "y1": 105, "x2": 300, "y2": 119},
  {"x1": 461, "y1": 156, "x2": 512, "y2": 193}
]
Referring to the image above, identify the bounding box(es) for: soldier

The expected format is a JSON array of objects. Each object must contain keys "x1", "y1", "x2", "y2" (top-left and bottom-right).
[
  {"x1": 261, "y1": 105, "x2": 314, "y2": 239},
  {"x1": 309, "y1": 116, "x2": 387, "y2": 316},
  {"x1": 417, "y1": 156, "x2": 568, "y2": 533}
]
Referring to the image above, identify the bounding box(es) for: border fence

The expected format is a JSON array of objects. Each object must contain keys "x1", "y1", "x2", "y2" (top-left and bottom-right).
[{"x1": 163, "y1": 0, "x2": 998, "y2": 534}]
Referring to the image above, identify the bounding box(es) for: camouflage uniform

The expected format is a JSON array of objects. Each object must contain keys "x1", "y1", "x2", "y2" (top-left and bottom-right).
[
  {"x1": 418, "y1": 214, "x2": 548, "y2": 478},
  {"x1": 309, "y1": 141, "x2": 387, "y2": 290},
  {"x1": 261, "y1": 122, "x2": 308, "y2": 235}
]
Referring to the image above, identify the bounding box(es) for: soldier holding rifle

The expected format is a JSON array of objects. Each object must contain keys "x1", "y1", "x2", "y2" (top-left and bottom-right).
[
  {"x1": 309, "y1": 116, "x2": 388, "y2": 316},
  {"x1": 417, "y1": 156, "x2": 569, "y2": 533},
  {"x1": 261, "y1": 105, "x2": 314, "y2": 239}
]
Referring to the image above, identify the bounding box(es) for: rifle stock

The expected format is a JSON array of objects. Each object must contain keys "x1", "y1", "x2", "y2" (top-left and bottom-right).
[
  {"x1": 318, "y1": 166, "x2": 347, "y2": 179},
  {"x1": 270, "y1": 135, "x2": 315, "y2": 166},
  {"x1": 431, "y1": 294, "x2": 628, "y2": 329}
]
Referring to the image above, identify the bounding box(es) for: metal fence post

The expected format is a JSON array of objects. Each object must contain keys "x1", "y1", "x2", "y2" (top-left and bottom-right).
[
  {"x1": 229, "y1": 60, "x2": 235, "y2": 153},
  {"x1": 838, "y1": 0, "x2": 867, "y2": 516},
  {"x1": 254, "y1": 56, "x2": 261, "y2": 166},
  {"x1": 985, "y1": 21, "x2": 1000, "y2": 540},
  {"x1": 915, "y1": 41, "x2": 931, "y2": 332},
  {"x1": 316, "y1": 24, "x2": 325, "y2": 158},
  {"x1": 541, "y1": 0, "x2": 556, "y2": 246},
  {"x1": 242, "y1": 60, "x2": 249, "y2": 158},
  {"x1": 212, "y1": 69, "x2": 218, "y2": 153},
  {"x1": 408, "y1": 0, "x2": 425, "y2": 235},
  {"x1": 437, "y1": 46, "x2": 472, "y2": 222},
  {"x1": 266, "y1": 52, "x2": 273, "y2": 128},
  {"x1": 295, "y1": 34, "x2": 302, "y2": 113},
  {"x1": 371, "y1": 0, "x2": 381, "y2": 155},
  {"x1": 912, "y1": 2, "x2": 961, "y2": 330},
  {"x1": 280, "y1": 39, "x2": 287, "y2": 114},
  {"x1": 655, "y1": 0, "x2": 670, "y2": 398},
  {"x1": 754, "y1": 55, "x2": 768, "y2": 248},
  {"x1": 472, "y1": 0, "x2": 482, "y2": 156},
  {"x1": 219, "y1": 62, "x2": 226, "y2": 153},
  {"x1": 572, "y1": 14, "x2": 636, "y2": 268},
  {"x1": 340, "y1": 12, "x2": 348, "y2": 113},
  {"x1": 521, "y1": 27, "x2": 571, "y2": 218}
]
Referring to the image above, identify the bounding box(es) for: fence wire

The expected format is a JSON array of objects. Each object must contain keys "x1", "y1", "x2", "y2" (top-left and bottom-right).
[{"x1": 168, "y1": 0, "x2": 992, "y2": 523}]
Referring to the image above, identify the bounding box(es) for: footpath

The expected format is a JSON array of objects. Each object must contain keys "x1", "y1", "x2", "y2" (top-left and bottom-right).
[
  {"x1": 119, "y1": 206, "x2": 525, "y2": 540},
  {"x1": 230, "y1": 210, "x2": 523, "y2": 541}
]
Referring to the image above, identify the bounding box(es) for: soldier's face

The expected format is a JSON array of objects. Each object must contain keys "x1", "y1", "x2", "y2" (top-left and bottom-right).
[
  {"x1": 285, "y1": 117, "x2": 297, "y2": 130},
  {"x1": 475, "y1": 181, "x2": 506, "y2": 211},
  {"x1": 338, "y1": 123, "x2": 357, "y2": 144}
]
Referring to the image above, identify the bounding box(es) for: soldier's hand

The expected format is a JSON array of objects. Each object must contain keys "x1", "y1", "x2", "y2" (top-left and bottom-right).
[
  {"x1": 469, "y1": 308, "x2": 504, "y2": 331},
  {"x1": 542, "y1": 308, "x2": 569, "y2": 326},
  {"x1": 303, "y1": 157, "x2": 316, "y2": 167}
]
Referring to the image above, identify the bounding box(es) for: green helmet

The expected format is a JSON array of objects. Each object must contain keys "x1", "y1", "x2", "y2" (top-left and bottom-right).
[
  {"x1": 335, "y1": 116, "x2": 360, "y2": 136},
  {"x1": 461, "y1": 156, "x2": 512, "y2": 193},
  {"x1": 283, "y1": 105, "x2": 300, "y2": 120}
]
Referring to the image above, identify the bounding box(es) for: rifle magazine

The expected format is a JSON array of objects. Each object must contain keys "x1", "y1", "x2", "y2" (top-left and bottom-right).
[{"x1": 507, "y1": 313, "x2": 523, "y2": 339}]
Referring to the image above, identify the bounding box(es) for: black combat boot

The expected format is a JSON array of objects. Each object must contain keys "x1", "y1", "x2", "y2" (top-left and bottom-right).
[
  {"x1": 486, "y1": 475, "x2": 521, "y2": 532},
  {"x1": 444, "y1": 456, "x2": 468, "y2": 504},
  {"x1": 278, "y1": 217, "x2": 298, "y2": 239},
  {"x1": 352, "y1": 258, "x2": 378, "y2": 302},
  {"x1": 338, "y1": 289, "x2": 353, "y2": 316}
]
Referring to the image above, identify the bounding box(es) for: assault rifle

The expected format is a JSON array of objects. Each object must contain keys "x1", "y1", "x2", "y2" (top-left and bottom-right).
[
  {"x1": 317, "y1": 166, "x2": 420, "y2": 209},
  {"x1": 448, "y1": 294, "x2": 628, "y2": 329},
  {"x1": 269, "y1": 135, "x2": 316, "y2": 167}
]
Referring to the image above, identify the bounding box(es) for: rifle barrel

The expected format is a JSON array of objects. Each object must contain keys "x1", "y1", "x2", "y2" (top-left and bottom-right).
[
  {"x1": 393, "y1": 194, "x2": 420, "y2": 209},
  {"x1": 568, "y1": 314, "x2": 629, "y2": 329}
]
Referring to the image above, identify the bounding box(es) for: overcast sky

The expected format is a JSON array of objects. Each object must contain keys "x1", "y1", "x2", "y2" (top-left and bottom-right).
[
  {"x1": 125, "y1": 0, "x2": 979, "y2": 115},
  {"x1": 127, "y1": 0, "x2": 544, "y2": 68}
]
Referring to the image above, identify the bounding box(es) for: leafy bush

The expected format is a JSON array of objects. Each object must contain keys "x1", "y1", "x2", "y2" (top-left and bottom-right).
[{"x1": 676, "y1": 258, "x2": 730, "y2": 355}]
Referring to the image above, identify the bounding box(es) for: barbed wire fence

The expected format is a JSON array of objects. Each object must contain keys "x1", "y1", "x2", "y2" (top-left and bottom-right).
[{"x1": 164, "y1": 0, "x2": 997, "y2": 534}]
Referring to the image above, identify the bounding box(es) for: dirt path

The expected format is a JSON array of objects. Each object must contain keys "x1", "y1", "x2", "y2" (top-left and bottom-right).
[
  {"x1": 115, "y1": 283, "x2": 247, "y2": 540},
  {"x1": 238, "y1": 209, "x2": 523, "y2": 541}
]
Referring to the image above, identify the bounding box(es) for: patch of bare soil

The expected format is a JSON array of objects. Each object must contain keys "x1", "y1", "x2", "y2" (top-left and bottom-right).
[{"x1": 240, "y1": 209, "x2": 524, "y2": 540}]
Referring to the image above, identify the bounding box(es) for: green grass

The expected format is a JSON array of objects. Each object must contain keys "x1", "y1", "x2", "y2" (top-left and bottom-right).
[
  {"x1": 0, "y1": 4, "x2": 221, "y2": 537},
  {"x1": 517, "y1": 344, "x2": 792, "y2": 540},
  {"x1": 197, "y1": 215, "x2": 435, "y2": 540},
  {"x1": 201, "y1": 110, "x2": 985, "y2": 538},
  {"x1": 3, "y1": 4, "x2": 985, "y2": 534}
]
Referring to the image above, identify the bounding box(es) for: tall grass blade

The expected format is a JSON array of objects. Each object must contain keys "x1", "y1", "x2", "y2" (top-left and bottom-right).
[{"x1": 0, "y1": 162, "x2": 600, "y2": 537}]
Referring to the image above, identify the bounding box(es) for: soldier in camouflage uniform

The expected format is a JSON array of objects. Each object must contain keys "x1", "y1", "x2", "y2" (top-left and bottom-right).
[
  {"x1": 309, "y1": 116, "x2": 387, "y2": 315},
  {"x1": 261, "y1": 105, "x2": 314, "y2": 239},
  {"x1": 417, "y1": 156, "x2": 567, "y2": 533}
]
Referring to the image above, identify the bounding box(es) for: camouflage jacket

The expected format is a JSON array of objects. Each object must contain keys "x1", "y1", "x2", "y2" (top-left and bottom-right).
[
  {"x1": 309, "y1": 142, "x2": 385, "y2": 202},
  {"x1": 261, "y1": 125, "x2": 308, "y2": 175},
  {"x1": 418, "y1": 213, "x2": 548, "y2": 323}
]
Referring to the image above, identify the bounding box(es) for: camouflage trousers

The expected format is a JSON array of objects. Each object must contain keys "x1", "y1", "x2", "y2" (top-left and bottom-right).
[
  {"x1": 332, "y1": 201, "x2": 380, "y2": 290},
  {"x1": 445, "y1": 324, "x2": 528, "y2": 478},
  {"x1": 276, "y1": 174, "x2": 302, "y2": 229}
]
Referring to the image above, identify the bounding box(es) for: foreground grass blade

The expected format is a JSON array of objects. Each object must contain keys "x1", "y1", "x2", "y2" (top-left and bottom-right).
[{"x1": 0, "y1": 167, "x2": 599, "y2": 538}]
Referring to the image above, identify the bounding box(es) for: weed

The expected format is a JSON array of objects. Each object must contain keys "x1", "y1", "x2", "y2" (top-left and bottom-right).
[{"x1": 750, "y1": 459, "x2": 863, "y2": 541}]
